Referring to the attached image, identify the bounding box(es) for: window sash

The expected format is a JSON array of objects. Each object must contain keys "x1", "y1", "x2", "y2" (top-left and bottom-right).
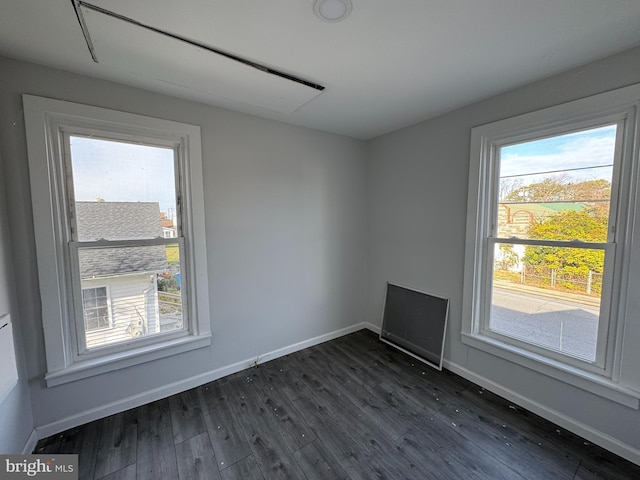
[
  {"x1": 69, "y1": 237, "x2": 189, "y2": 357},
  {"x1": 474, "y1": 119, "x2": 626, "y2": 371},
  {"x1": 488, "y1": 237, "x2": 609, "y2": 248},
  {"x1": 488, "y1": 120, "x2": 625, "y2": 241},
  {"x1": 60, "y1": 129, "x2": 189, "y2": 357},
  {"x1": 480, "y1": 237, "x2": 615, "y2": 370},
  {"x1": 61, "y1": 131, "x2": 184, "y2": 243}
]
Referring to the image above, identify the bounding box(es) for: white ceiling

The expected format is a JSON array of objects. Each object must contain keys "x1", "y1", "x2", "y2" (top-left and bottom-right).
[{"x1": 1, "y1": 0, "x2": 640, "y2": 139}]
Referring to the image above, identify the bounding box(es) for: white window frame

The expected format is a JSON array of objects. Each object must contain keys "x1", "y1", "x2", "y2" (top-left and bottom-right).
[
  {"x1": 81, "y1": 285, "x2": 112, "y2": 332},
  {"x1": 23, "y1": 95, "x2": 211, "y2": 387},
  {"x1": 63, "y1": 130, "x2": 188, "y2": 358},
  {"x1": 462, "y1": 84, "x2": 640, "y2": 408},
  {"x1": 482, "y1": 120, "x2": 622, "y2": 373}
]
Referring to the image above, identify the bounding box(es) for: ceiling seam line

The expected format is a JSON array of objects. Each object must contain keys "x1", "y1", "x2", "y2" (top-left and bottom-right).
[
  {"x1": 70, "y1": 0, "x2": 98, "y2": 63},
  {"x1": 76, "y1": 0, "x2": 325, "y2": 92}
]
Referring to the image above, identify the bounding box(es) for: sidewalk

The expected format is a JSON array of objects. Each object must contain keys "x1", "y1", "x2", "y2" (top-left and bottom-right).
[{"x1": 493, "y1": 279, "x2": 601, "y2": 308}]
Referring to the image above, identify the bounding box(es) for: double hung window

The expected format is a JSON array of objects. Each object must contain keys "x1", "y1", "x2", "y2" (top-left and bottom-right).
[
  {"x1": 67, "y1": 134, "x2": 185, "y2": 353},
  {"x1": 24, "y1": 95, "x2": 211, "y2": 385},
  {"x1": 488, "y1": 124, "x2": 617, "y2": 366},
  {"x1": 462, "y1": 84, "x2": 640, "y2": 404}
]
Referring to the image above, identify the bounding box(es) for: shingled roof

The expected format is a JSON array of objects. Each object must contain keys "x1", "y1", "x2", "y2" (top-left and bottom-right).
[{"x1": 76, "y1": 202, "x2": 168, "y2": 278}]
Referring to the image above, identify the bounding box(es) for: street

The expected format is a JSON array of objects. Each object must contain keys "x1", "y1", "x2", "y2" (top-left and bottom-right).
[{"x1": 490, "y1": 286, "x2": 600, "y2": 362}]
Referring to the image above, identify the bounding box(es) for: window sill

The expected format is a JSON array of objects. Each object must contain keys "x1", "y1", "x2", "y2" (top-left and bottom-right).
[
  {"x1": 461, "y1": 332, "x2": 640, "y2": 409},
  {"x1": 45, "y1": 334, "x2": 211, "y2": 387}
]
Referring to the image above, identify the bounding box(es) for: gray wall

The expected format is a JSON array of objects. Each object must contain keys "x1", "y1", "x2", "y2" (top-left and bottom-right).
[
  {"x1": 0, "y1": 56, "x2": 367, "y2": 434},
  {"x1": 0, "y1": 149, "x2": 35, "y2": 453},
  {"x1": 3, "y1": 44, "x2": 640, "y2": 458},
  {"x1": 366, "y1": 46, "x2": 640, "y2": 456}
]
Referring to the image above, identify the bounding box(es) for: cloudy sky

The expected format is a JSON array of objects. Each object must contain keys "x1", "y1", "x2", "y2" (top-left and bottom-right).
[
  {"x1": 499, "y1": 124, "x2": 617, "y2": 185},
  {"x1": 69, "y1": 135, "x2": 177, "y2": 215}
]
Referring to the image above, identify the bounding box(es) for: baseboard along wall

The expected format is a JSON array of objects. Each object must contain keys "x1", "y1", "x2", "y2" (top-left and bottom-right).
[{"x1": 30, "y1": 322, "x2": 640, "y2": 466}]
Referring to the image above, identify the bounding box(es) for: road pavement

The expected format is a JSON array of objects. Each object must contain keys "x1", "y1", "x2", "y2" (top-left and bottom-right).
[{"x1": 490, "y1": 286, "x2": 600, "y2": 361}]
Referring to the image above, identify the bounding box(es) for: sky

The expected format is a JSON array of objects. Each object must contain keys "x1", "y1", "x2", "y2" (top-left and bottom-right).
[
  {"x1": 499, "y1": 124, "x2": 617, "y2": 185},
  {"x1": 69, "y1": 136, "x2": 177, "y2": 215},
  {"x1": 67, "y1": 125, "x2": 617, "y2": 215}
]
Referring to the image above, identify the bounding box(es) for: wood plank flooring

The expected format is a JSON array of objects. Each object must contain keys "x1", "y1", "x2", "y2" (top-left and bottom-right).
[{"x1": 35, "y1": 329, "x2": 640, "y2": 479}]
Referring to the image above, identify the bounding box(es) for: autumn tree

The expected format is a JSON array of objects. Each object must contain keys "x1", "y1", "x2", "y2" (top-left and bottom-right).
[
  {"x1": 566, "y1": 178, "x2": 611, "y2": 202},
  {"x1": 524, "y1": 210, "x2": 607, "y2": 292},
  {"x1": 495, "y1": 243, "x2": 519, "y2": 271},
  {"x1": 501, "y1": 176, "x2": 611, "y2": 219},
  {"x1": 498, "y1": 177, "x2": 612, "y2": 291},
  {"x1": 503, "y1": 176, "x2": 570, "y2": 202},
  {"x1": 501, "y1": 176, "x2": 610, "y2": 203}
]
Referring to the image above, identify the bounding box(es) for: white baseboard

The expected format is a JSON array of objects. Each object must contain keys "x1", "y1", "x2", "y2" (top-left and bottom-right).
[
  {"x1": 443, "y1": 359, "x2": 640, "y2": 467},
  {"x1": 363, "y1": 320, "x2": 640, "y2": 465},
  {"x1": 21, "y1": 429, "x2": 38, "y2": 454},
  {"x1": 363, "y1": 322, "x2": 381, "y2": 334},
  {"x1": 37, "y1": 322, "x2": 638, "y2": 468},
  {"x1": 35, "y1": 322, "x2": 371, "y2": 440}
]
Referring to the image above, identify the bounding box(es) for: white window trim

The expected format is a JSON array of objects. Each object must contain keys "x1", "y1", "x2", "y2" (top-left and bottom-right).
[
  {"x1": 462, "y1": 84, "x2": 640, "y2": 408},
  {"x1": 23, "y1": 95, "x2": 211, "y2": 387},
  {"x1": 480, "y1": 116, "x2": 623, "y2": 375}
]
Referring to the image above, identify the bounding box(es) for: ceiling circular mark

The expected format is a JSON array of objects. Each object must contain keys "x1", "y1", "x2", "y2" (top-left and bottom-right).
[{"x1": 313, "y1": 0, "x2": 353, "y2": 23}]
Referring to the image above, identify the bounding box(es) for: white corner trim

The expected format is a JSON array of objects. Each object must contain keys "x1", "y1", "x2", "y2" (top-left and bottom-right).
[
  {"x1": 35, "y1": 323, "x2": 371, "y2": 440},
  {"x1": 443, "y1": 359, "x2": 640, "y2": 466},
  {"x1": 363, "y1": 321, "x2": 381, "y2": 334},
  {"x1": 247, "y1": 322, "x2": 374, "y2": 367},
  {"x1": 21, "y1": 429, "x2": 38, "y2": 455}
]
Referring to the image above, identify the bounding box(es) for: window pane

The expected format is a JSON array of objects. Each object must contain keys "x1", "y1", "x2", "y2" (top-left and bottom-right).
[
  {"x1": 497, "y1": 125, "x2": 616, "y2": 241},
  {"x1": 69, "y1": 136, "x2": 177, "y2": 241},
  {"x1": 79, "y1": 244, "x2": 184, "y2": 350},
  {"x1": 491, "y1": 242, "x2": 604, "y2": 362},
  {"x1": 82, "y1": 287, "x2": 110, "y2": 331},
  {"x1": 83, "y1": 288, "x2": 96, "y2": 301}
]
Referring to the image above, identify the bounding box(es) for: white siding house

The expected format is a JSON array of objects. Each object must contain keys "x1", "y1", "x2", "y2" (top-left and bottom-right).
[{"x1": 76, "y1": 202, "x2": 169, "y2": 349}]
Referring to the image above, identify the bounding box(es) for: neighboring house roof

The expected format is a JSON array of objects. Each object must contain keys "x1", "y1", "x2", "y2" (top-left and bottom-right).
[
  {"x1": 535, "y1": 202, "x2": 588, "y2": 212},
  {"x1": 76, "y1": 202, "x2": 168, "y2": 278},
  {"x1": 501, "y1": 202, "x2": 588, "y2": 215},
  {"x1": 76, "y1": 201, "x2": 164, "y2": 241}
]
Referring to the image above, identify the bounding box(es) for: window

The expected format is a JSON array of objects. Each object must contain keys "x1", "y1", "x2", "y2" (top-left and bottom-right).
[
  {"x1": 68, "y1": 135, "x2": 185, "y2": 353},
  {"x1": 82, "y1": 286, "x2": 111, "y2": 331},
  {"x1": 490, "y1": 125, "x2": 616, "y2": 365},
  {"x1": 24, "y1": 95, "x2": 211, "y2": 386},
  {"x1": 462, "y1": 84, "x2": 640, "y2": 405}
]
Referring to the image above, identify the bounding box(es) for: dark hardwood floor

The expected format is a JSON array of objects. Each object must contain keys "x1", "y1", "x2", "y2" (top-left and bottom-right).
[{"x1": 35, "y1": 329, "x2": 640, "y2": 479}]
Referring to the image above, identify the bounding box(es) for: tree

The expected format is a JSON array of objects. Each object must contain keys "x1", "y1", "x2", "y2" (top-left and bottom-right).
[
  {"x1": 495, "y1": 244, "x2": 519, "y2": 271},
  {"x1": 566, "y1": 178, "x2": 611, "y2": 202},
  {"x1": 503, "y1": 175, "x2": 571, "y2": 202},
  {"x1": 158, "y1": 275, "x2": 178, "y2": 292},
  {"x1": 524, "y1": 210, "x2": 607, "y2": 292},
  {"x1": 499, "y1": 178, "x2": 523, "y2": 201},
  {"x1": 500, "y1": 177, "x2": 611, "y2": 292},
  {"x1": 527, "y1": 209, "x2": 607, "y2": 243},
  {"x1": 566, "y1": 179, "x2": 611, "y2": 217},
  {"x1": 502, "y1": 176, "x2": 610, "y2": 205}
]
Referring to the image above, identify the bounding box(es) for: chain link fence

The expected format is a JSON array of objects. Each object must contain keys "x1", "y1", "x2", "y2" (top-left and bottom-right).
[{"x1": 516, "y1": 265, "x2": 602, "y2": 295}]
